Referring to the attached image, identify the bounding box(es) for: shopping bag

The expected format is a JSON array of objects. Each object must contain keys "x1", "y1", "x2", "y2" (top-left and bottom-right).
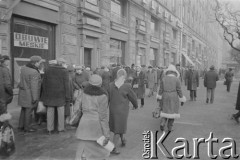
[
  {"x1": 36, "y1": 101, "x2": 46, "y2": 114},
  {"x1": 0, "y1": 122, "x2": 15, "y2": 158},
  {"x1": 133, "y1": 84, "x2": 138, "y2": 88},
  {"x1": 152, "y1": 107, "x2": 161, "y2": 119},
  {"x1": 73, "y1": 89, "x2": 80, "y2": 101}
]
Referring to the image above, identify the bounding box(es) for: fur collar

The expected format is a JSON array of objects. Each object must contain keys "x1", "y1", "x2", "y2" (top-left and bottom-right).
[
  {"x1": 84, "y1": 85, "x2": 108, "y2": 96},
  {"x1": 26, "y1": 62, "x2": 40, "y2": 73}
]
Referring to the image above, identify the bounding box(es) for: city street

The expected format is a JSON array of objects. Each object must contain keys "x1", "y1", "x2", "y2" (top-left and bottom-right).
[{"x1": 6, "y1": 80, "x2": 240, "y2": 160}]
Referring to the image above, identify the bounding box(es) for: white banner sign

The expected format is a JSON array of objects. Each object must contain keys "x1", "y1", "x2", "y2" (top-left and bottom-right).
[{"x1": 14, "y1": 32, "x2": 48, "y2": 50}]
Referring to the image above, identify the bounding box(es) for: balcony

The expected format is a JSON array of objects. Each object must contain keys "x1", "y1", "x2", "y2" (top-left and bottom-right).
[
  {"x1": 111, "y1": 12, "x2": 127, "y2": 26},
  {"x1": 79, "y1": 0, "x2": 100, "y2": 18}
]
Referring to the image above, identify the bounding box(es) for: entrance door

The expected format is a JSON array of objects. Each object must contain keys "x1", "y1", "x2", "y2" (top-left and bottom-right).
[{"x1": 84, "y1": 48, "x2": 92, "y2": 68}]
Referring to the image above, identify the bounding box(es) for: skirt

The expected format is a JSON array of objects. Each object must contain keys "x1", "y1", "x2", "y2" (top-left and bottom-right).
[{"x1": 75, "y1": 140, "x2": 110, "y2": 160}]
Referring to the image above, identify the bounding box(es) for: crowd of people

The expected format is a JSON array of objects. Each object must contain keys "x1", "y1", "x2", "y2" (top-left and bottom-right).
[{"x1": 0, "y1": 53, "x2": 239, "y2": 159}]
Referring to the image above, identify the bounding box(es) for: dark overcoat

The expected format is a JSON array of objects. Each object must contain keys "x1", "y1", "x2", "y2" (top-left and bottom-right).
[
  {"x1": 41, "y1": 65, "x2": 70, "y2": 107},
  {"x1": 0, "y1": 67, "x2": 6, "y2": 114},
  {"x1": 18, "y1": 65, "x2": 41, "y2": 108},
  {"x1": 132, "y1": 71, "x2": 145, "y2": 99},
  {"x1": 101, "y1": 71, "x2": 111, "y2": 93},
  {"x1": 109, "y1": 82, "x2": 138, "y2": 134},
  {"x1": 204, "y1": 70, "x2": 219, "y2": 89},
  {"x1": 236, "y1": 82, "x2": 240, "y2": 110},
  {"x1": 0, "y1": 65, "x2": 13, "y2": 105},
  {"x1": 185, "y1": 70, "x2": 199, "y2": 90}
]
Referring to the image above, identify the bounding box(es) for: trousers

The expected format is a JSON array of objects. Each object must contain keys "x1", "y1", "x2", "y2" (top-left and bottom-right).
[
  {"x1": 47, "y1": 106, "x2": 65, "y2": 131},
  {"x1": 18, "y1": 107, "x2": 33, "y2": 130},
  {"x1": 207, "y1": 88, "x2": 215, "y2": 103}
]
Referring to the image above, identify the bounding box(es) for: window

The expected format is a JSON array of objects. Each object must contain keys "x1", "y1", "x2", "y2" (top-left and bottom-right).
[
  {"x1": 172, "y1": 29, "x2": 177, "y2": 40},
  {"x1": 111, "y1": 0, "x2": 122, "y2": 16},
  {"x1": 182, "y1": 34, "x2": 186, "y2": 48},
  {"x1": 150, "y1": 17, "x2": 158, "y2": 33}
]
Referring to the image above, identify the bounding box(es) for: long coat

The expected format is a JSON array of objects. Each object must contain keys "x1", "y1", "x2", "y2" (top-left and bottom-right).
[
  {"x1": 109, "y1": 82, "x2": 138, "y2": 134},
  {"x1": 147, "y1": 70, "x2": 158, "y2": 89},
  {"x1": 158, "y1": 75, "x2": 183, "y2": 119},
  {"x1": 225, "y1": 71, "x2": 234, "y2": 83},
  {"x1": 204, "y1": 70, "x2": 219, "y2": 89},
  {"x1": 41, "y1": 65, "x2": 70, "y2": 107},
  {"x1": 76, "y1": 85, "x2": 110, "y2": 140},
  {"x1": 18, "y1": 65, "x2": 41, "y2": 108},
  {"x1": 236, "y1": 82, "x2": 240, "y2": 111},
  {"x1": 132, "y1": 71, "x2": 145, "y2": 99},
  {"x1": 101, "y1": 71, "x2": 111, "y2": 93},
  {"x1": 0, "y1": 65, "x2": 13, "y2": 105},
  {"x1": 185, "y1": 70, "x2": 199, "y2": 91},
  {"x1": 0, "y1": 67, "x2": 7, "y2": 114}
]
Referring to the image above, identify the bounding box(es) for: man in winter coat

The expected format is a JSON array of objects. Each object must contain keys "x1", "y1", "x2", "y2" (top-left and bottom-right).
[
  {"x1": 185, "y1": 65, "x2": 199, "y2": 101},
  {"x1": 147, "y1": 66, "x2": 158, "y2": 97},
  {"x1": 41, "y1": 58, "x2": 70, "y2": 134},
  {"x1": 225, "y1": 68, "x2": 234, "y2": 92},
  {"x1": 232, "y1": 82, "x2": 240, "y2": 123},
  {"x1": 18, "y1": 56, "x2": 43, "y2": 132},
  {"x1": 204, "y1": 65, "x2": 219, "y2": 104},
  {"x1": 0, "y1": 55, "x2": 13, "y2": 111}
]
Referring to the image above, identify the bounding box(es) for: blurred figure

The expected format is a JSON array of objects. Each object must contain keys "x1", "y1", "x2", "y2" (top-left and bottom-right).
[
  {"x1": 41, "y1": 58, "x2": 70, "y2": 135},
  {"x1": 176, "y1": 64, "x2": 182, "y2": 83},
  {"x1": 101, "y1": 66, "x2": 111, "y2": 93},
  {"x1": 232, "y1": 81, "x2": 240, "y2": 124},
  {"x1": 18, "y1": 56, "x2": 43, "y2": 132},
  {"x1": 147, "y1": 66, "x2": 157, "y2": 97},
  {"x1": 225, "y1": 68, "x2": 234, "y2": 92},
  {"x1": 132, "y1": 66, "x2": 145, "y2": 108},
  {"x1": 74, "y1": 66, "x2": 90, "y2": 90},
  {"x1": 109, "y1": 69, "x2": 138, "y2": 154},
  {"x1": 75, "y1": 74, "x2": 110, "y2": 160},
  {"x1": 204, "y1": 65, "x2": 219, "y2": 104},
  {"x1": 0, "y1": 55, "x2": 13, "y2": 110},
  {"x1": 185, "y1": 65, "x2": 199, "y2": 101}
]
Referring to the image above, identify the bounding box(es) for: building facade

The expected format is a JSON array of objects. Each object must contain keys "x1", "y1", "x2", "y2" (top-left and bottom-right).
[{"x1": 0, "y1": 0, "x2": 225, "y2": 87}]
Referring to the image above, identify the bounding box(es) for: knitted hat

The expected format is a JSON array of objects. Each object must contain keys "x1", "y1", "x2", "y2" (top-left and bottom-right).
[
  {"x1": 49, "y1": 60, "x2": 57, "y2": 65},
  {"x1": 210, "y1": 65, "x2": 215, "y2": 70},
  {"x1": 89, "y1": 74, "x2": 102, "y2": 86},
  {"x1": 2, "y1": 55, "x2": 10, "y2": 60},
  {"x1": 75, "y1": 65, "x2": 83, "y2": 70}
]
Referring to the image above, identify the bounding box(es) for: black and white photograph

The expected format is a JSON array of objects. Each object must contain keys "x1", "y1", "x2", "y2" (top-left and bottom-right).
[{"x1": 0, "y1": 0, "x2": 240, "y2": 159}]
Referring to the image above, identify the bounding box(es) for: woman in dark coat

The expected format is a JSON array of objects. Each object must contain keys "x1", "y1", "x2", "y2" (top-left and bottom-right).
[
  {"x1": 109, "y1": 69, "x2": 138, "y2": 154},
  {"x1": 132, "y1": 66, "x2": 145, "y2": 108},
  {"x1": 232, "y1": 82, "x2": 240, "y2": 123}
]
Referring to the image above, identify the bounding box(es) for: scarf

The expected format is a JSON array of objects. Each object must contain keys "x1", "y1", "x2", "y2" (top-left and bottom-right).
[
  {"x1": 115, "y1": 77, "x2": 125, "y2": 89},
  {"x1": 26, "y1": 62, "x2": 40, "y2": 73}
]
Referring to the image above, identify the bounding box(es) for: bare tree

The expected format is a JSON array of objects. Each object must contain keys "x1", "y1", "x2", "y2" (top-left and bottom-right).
[{"x1": 214, "y1": 0, "x2": 240, "y2": 52}]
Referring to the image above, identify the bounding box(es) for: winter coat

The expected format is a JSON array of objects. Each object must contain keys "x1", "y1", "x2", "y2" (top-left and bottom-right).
[
  {"x1": 158, "y1": 74, "x2": 184, "y2": 119},
  {"x1": 76, "y1": 85, "x2": 110, "y2": 140},
  {"x1": 132, "y1": 71, "x2": 145, "y2": 99},
  {"x1": 0, "y1": 65, "x2": 13, "y2": 105},
  {"x1": 101, "y1": 71, "x2": 111, "y2": 93},
  {"x1": 147, "y1": 70, "x2": 158, "y2": 89},
  {"x1": 185, "y1": 70, "x2": 199, "y2": 91},
  {"x1": 204, "y1": 70, "x2": 219, "y2": 89},
  {"x1": 110, "y1": 67, "x2": 120, "y2": 82},
  {"x1": 0, "y1": 68, "x2": 6, "y2": 114},
  {"x1": 41, "y1": 64, "x2": 70, "y2": 107},
  {"x1": 18, "y1": 64, "x2": 41, "y2": 108},
  {"x1": 235, "y1": 82, "x2": 240, "y2": 111},
  {"x1": 109, "y1": 82, "x2": 138, "y2": 134},
  {"x1": 225, "y1": 71, "x2": 234, "y2": 82}
]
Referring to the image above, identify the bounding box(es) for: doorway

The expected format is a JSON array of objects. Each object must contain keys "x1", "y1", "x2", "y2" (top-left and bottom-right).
[{"x1": 84, "y1": 48, "x2": 92, "y2": 68}]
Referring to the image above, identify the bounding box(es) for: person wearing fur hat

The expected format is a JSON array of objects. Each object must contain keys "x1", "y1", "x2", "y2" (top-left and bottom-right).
[
  {"x1": 156, "y1": 64, "x2": 186, "y2": 131},
  {"x1": 75, "y1": 74, "x2": 110, "y2": 160}
]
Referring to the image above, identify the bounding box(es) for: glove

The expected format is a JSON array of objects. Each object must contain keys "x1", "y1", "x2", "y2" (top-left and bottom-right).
[
  {"x1": 32, "y1": 100, "x2": 38, "y2": 107},
  {"x1": 103, "y1": 137, "x2": 110, "y2": 146}
]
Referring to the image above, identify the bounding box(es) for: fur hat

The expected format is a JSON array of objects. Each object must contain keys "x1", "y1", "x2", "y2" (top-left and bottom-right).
[
  {"x1": 165, "y1": 64, "x2": 180, "y2": 78},
  {"x1": 89, "y1": 74, "x2": 102, "y2": 86},
  {"x1": 30, "y1": 56, "x2": 43, "y2": 63}
]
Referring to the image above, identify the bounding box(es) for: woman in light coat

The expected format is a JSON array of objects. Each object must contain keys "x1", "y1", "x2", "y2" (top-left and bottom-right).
[
  {"x1": 157, "y1": 65, "x2": 186, "y2": 131},
  {"x1": 75, "y1": 74, "x2": 111, "y2": 160}
]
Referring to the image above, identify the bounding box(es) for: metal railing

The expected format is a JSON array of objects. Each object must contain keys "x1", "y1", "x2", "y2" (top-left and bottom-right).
[{"x1": 110, "y1": 12, "x2": 127, "y2": 26}]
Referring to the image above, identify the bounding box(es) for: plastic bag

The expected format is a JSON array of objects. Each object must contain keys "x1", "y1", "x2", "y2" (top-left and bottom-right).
[
  {"x1": 0, "y1": 122, "x2": 15, "y2": 157},
  {"x1": 36, "y1": 101, "x2": 46, "y2": 114}
]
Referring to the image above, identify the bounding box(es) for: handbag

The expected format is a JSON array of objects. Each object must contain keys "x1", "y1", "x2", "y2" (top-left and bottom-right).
[
  {"x1": 69, "y1": 93, "x2": 83, "y2": 127},
  {"x1": 36, "y1": 101, "x2": 46, "y2": 114},
  {"x1": 96, "y1": 136, "x2": 115, "y2": 152}
]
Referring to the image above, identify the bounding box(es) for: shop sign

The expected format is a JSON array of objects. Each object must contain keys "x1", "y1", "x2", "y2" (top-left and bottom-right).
[{"x1": 14, "y1": 32, "x2": 48, "y2": 50}]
